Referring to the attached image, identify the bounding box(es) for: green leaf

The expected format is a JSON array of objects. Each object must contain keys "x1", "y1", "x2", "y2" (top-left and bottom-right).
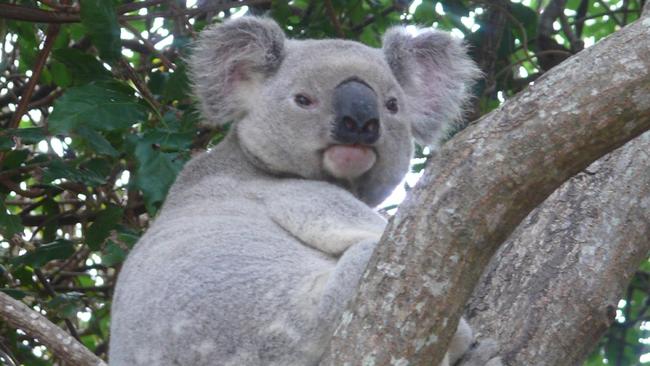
[
  {"x1": 163, "y1": 66, "x2": 190, "y2": 101},
  {"x1": 42, "y1": 159, "x2": 107, "y2": 186},
  {"x1": 39, "y1": 68, "x2": 53, "y2": 85},
  {"x1": 147, "y1": 71, "x2": 167, "y2": 96},
  {"x1": 11, "y1": 239, "x2": 75, "y2": 268},
  {"x1": 50, "y1": 61, "x2": 72, "y2": 88},
  {"x1": 49, "y1": 82, "x2": 146, "y2": 135},
  {"x1": 53, "y1": 48, "x2": 112, "y2": 85},
  {"x1": 77, "y1": 274, "x2": 95, "y2": 288},
  {"x1": 509, "y1": 3, "x2": 538, "y2": 42},
  {"x1": 116, "y1": 226, "x2": 140, "y2": 249},
  {"x1": 0, "y1": 288, "x2": 27, "y2": 300},
  {"x1": 48, "y1": 293, "x2": 83, "y2": 319},
  {"x1": 0, "y1": 212, "x2": 25, "y2": 239},
  {"x1": 79, "y1": 0, "x2": 121, "y2": 62},
  {"x1": 7, "y1": 127, "x2": 47, "y2": 145},
  {"x1": 102, "y1": 240, "x2": 127, "y2": 266},
  {"x1": 86, "y1": 204, "x2": 123, "y2": 250},
  {"x1": 0, "y1": 136, "x2": 13, "y2": 150},
  {"x1": 413, "y1": 2, "x2": 436, "y2": 24},
  {"x1": 1, "y1": 149, "x2": 29, "y2": 170},
  {"x1": 442, "y1": 0, "x2": 469, "y2": 17},
  {"x1": 359, "y1": 26, "x2": 381, "y2": 48},
  {"x1": 133, "y1": 141, "x2": 185, "y2": 213},
  {"x1": 14, "y1": 22, "x2": 38, "y2": 72},
  {"x1": 41, "y1": 198, "x2": 59, "y2": 243},
  {"x1": 75, "y1": 126, "x2": 120, "y2": 157},
  {"x1": 0, "y1": 199, "x2": 23, "y2": 238},
  {"x1": 139, "y1": 127, "x2": 194, "y2": 152},
  {"x1": 80, "y1": 158, "x2": 113, "y2": 181}
]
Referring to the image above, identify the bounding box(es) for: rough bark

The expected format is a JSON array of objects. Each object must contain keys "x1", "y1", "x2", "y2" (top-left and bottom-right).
[
  {"x1": 0, "y1": 292, "x2": 107, "y2": 366},
  {"x1": 461, "y1": 131, "x2": 650, "y2": 366},
  {"x1": 321, "y1": 13, "x2": 650, "y2": 366}
]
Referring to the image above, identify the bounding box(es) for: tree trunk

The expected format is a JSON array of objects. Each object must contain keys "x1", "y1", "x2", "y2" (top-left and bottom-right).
[
  {"x1": 461, "y1": 131, "x2": 650, "y2": 366},
  {"x1": 321, "y1": 11, "x2": 650, "y2": 366}
]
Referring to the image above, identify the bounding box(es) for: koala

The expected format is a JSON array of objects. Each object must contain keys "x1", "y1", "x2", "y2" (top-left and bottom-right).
[{"x1": 109, "y1": 17, "x2": 479, "y2": 366}]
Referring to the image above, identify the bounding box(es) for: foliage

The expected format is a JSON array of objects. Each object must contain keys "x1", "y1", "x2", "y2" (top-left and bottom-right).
[{"x1": 0, "y1": 0, "x2": 646, "y2": 364}]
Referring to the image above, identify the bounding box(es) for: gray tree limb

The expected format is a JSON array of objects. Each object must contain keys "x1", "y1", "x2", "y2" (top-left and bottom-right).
[
  {"x1": 461, "y1": 131, "x2": 650, "y2": 366},
  {"x1": 321, "y1": 12, "x2": 650, "y2": 366},
  {"x1": 0, "y1": 292, "x2": 106, "y2": 366}
]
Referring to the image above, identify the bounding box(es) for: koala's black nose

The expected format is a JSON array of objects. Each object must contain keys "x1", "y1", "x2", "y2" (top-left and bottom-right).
[{"x1": 332, "y1": 79, "x2": 380, "y2": 145}]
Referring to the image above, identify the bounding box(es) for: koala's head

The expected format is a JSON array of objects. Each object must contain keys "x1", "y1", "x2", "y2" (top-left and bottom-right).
[{"x1": 190, "y1": 17, "x2": 479, "y2": 207}]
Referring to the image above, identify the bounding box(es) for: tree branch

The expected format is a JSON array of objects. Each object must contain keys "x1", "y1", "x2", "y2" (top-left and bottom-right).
[
  {"x1": 0, "y1": 4, "x2": 80, "y2": 23},
  {"x1": 321, "y1": 13, "x2": 650, "y2": 366},
  {"x1": 537, "y1": 0, "x2": 572, "y2": 70},
  {"x1": 324, "y1": 0, "x2": 345, "y2": 38},
  {"x1": 0, "y1": 1, "x2": 272, "y2": 23},
  {"x1": 461, "y1": 131, "x2": 650, "y2": 366},
  {"x1": 8, "y1": 24, "x2": 59, "y2": 130},
  {"x1": 0, "y1": 292, "x2": 106, "y2": 366}
]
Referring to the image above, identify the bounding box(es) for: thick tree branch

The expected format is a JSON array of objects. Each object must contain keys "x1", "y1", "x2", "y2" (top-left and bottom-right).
[
  {"x1": 321, "y1": 14, "x2": 650, "y2": 366},
  {"x1": 0, "y1": 1, "x2": 272, "y2": 23},
  {"x1": 461, "y1": 131, "x2": 650, "y2": 366},
  {"x1": 0, "y1": 4, "x2": 80, "y2": 23},
  {"x1": 0, "y1": 292, "x2": 106, "y2": 366}
]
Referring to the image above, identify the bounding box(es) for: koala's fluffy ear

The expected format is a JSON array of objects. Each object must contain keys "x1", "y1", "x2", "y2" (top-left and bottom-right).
[
  {"x1": 382, "y1": 27, "x2": 481, "y2": 146},
  {"x1": 190, "y1": 17, "x2": 285, "y2": 126}
]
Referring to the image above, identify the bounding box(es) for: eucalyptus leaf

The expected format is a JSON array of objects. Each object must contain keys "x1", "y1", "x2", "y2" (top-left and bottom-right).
[
  {"x1": 86, "y1": 204, "x2": 123, "y2": 250},
  {"x1": 80, "y1": 0, "x2": 121, "y2": 62},
  {"x1": 49, "y1": 83, "x2": 146, "y2": 135},
  {"x1": 11, "y1": 240, "x2": 75, "y2": 268}
]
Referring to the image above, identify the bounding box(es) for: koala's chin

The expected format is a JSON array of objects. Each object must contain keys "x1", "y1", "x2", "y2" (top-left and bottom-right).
[{"x1": 323, "y1": 145, "x2": 377, "y2": 180}]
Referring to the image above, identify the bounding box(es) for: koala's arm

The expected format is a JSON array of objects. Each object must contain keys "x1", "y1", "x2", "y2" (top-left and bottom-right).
[{"x1": 267, "y1": 180, "x2": 386, "y2": 256}]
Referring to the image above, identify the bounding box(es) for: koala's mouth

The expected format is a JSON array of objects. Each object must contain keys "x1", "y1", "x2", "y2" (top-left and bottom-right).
[{"x1": 323, "y1": 145, "x2": 376, "y2": 180}]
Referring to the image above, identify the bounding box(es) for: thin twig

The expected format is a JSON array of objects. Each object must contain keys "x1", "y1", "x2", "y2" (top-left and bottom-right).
[
  {"x1": 34, "y1": 268, "x2": 81, "y2": 341},
  {"x1": 8, "y1": 24, "x2": 60, "y2": 130},
  {"x1": 351, "y1": 5, "x2": 398, "y2": 33},
  {"x1": 117, "y1": 0, "x2": 167, "y2": 14},
  {"x1": 0, "y1": 176, "x2": 46, "y2": 198},
  {"x1": 117, "y1": 58, "x2": 162, "y2": 115},
  {"x1": 560, "y1": 11, "x2": 583, "y2": 52},
  {"x1": 570, "y1": 9, "x2": 640, "y2": 24},
  {"x1": 494, "y1": 49, "x2": 573, "y2": 80},
  {"x1": 120, "y1": 20, "x2": 176, "y2": 70},
  {"x1": 324, "y1": 0, "x2": 345, "y2": 38},
  {"x1": 596, "y1": 0, "x2": 624, "y2": 25},
  {"x1": 622, "y1": 0, "x2": 631, "y2": 24}
]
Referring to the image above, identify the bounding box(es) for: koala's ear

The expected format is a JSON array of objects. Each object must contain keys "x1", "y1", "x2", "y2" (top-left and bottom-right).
[
  {"x1": 189, "y1": 17, "x2": 285, "y2": 126},
  {"x1": 382, "y1": 27, "x2": 481, "y2": 146}
]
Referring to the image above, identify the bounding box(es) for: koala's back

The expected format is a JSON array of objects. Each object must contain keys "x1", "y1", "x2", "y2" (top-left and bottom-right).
[{"x1": 110, "y1": 148, "x2": 338, "y2": 365}]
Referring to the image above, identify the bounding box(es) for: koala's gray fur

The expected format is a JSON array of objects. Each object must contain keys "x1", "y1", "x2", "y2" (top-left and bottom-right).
[{"x1": 109, "y1": 17, "x2": 479, "y2": 366}]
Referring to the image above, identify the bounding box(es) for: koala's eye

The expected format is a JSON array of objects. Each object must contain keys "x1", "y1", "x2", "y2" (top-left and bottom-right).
[
  {"x1": 385, "y1": 98, "x2": 399, "y2": 114},
  {"x1": 294, "y1": 94, "x2": 313, "y2": 108}
]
